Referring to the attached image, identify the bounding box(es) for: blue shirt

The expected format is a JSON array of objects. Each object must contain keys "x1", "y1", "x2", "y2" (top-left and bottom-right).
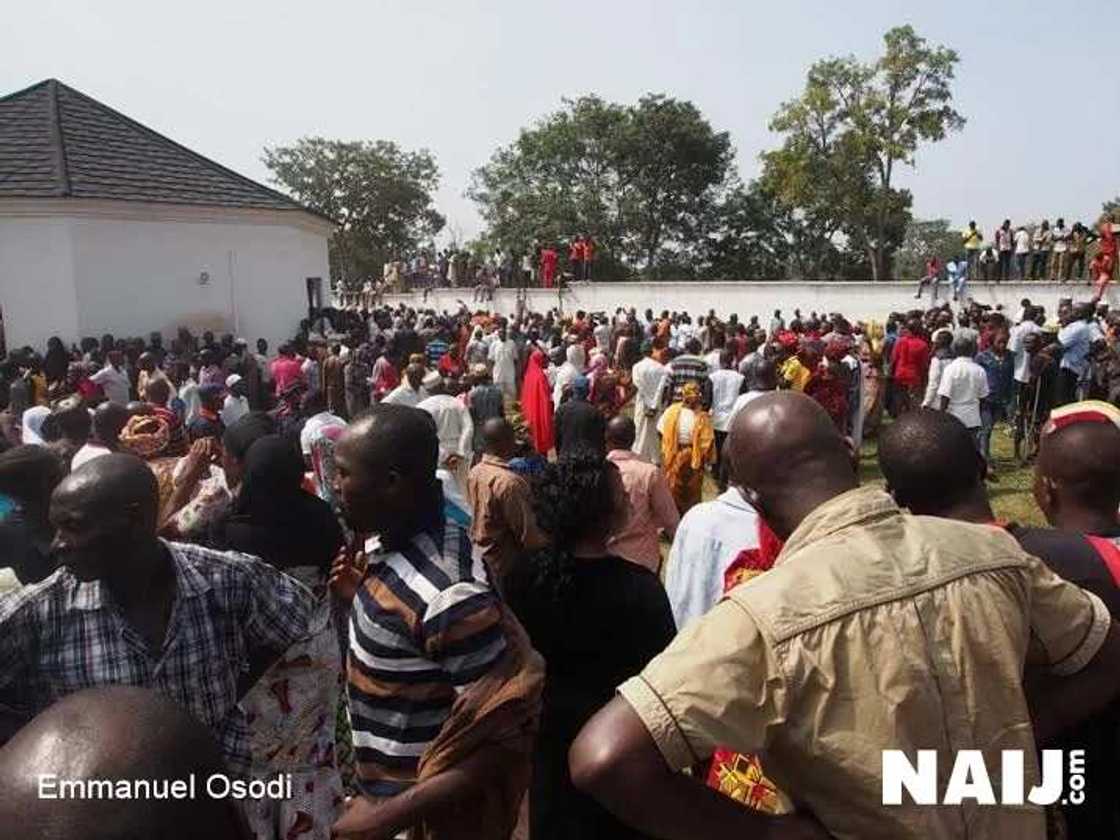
[
  {"x1": 976, "y1": 349, "x2": 1015, "y2": 405},
  {"x1": 426, "y1": 338, "x2": 450, "y2": 368},
  {"x1": 664, "y1": 489, "x2": 760, "y2": 631},
  {"x1": 1059, "y1": 320, "x2": 1094, "y2": 377}
]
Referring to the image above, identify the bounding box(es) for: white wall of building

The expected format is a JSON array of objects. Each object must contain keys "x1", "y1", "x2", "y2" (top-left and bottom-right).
[
  {"x1": 370, "y1": 279, "x2": 1115, "y2": 322},
  {"x1": 69, "y1": 217, "x2": 327, "y2": 350},
  {"x1": 0, "y1": 217, "x2": 80, "y2": 350},
  {"x1": 0, "y1": 201, "x2": 331, "y2": 352}
]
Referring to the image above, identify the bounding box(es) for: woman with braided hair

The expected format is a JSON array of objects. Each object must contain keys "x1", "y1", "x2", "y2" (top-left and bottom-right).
[{"x1": 505, "y1": 450, "x2": 676, "y2": 840}]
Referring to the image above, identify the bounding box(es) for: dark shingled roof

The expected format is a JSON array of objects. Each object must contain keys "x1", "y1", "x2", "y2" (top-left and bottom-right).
[{"x1": 0, "y1": 79, "x2": 326, "y2": 219}]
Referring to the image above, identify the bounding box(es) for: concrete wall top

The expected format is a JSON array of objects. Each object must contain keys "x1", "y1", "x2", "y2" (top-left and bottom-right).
[{"x1": 342, "y1": 280, "x2": 1115, "y2": 323}]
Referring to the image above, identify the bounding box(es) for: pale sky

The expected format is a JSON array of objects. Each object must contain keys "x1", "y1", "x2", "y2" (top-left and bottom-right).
[{"x1": 5, "y1": 0, "x2": 1117, "y2": 243}]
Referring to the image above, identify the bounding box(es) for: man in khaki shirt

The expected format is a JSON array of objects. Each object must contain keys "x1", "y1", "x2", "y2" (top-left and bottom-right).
[
  {"x1": 571, "y1": 392, "x2": 1120, "y2": 840},
  {"x1": 467, "y1": 418, "x2": 547, "y2": 591}
]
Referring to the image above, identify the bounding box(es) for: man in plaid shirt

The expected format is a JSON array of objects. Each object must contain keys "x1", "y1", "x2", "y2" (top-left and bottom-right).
[{"x1": 0, "y1": 454, "x2": 314, "y2": 773}]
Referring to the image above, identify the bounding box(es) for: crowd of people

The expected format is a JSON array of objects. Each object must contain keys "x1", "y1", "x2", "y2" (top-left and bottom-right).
[
  {"x1": 2, "y1": 288, "x2": 1120, "y2": 839},
  {"x1": 355, "y1": 236, "x2": 597, "y2": 306},
  {"x1": 916, "y1": 214, "x2": 1118, "y2": 302}
]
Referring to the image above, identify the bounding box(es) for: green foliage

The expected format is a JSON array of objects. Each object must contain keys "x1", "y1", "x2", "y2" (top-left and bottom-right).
[
  {"x1": 699, "y1": 182, "x2": 803, "y2": 280},
  {"x1": 895, "y1": 218, "x2": 967, "y2": 280},
  {"x1": 469, "y1": 94, "x2": 733, "y2": 276},
  {"x1": 262, "y1": 137, "x2": 444, "y2": 288},
  {"x1": 762, "y1": 25, "x2": 963, "y2": 279}
]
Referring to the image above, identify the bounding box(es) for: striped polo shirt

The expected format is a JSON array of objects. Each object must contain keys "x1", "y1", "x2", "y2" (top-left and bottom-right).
[
  {"x1": 348, "y1": 512, "x2": 507, "y2": 796},
  {"x1": 668, "y1": 354, "x2": 712, "y2": 403}
]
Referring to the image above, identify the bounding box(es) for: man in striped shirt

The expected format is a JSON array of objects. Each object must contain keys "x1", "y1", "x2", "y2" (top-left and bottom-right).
[
  {"x1": 332, "y1": 404, "x2": 508, "y2": 798},
  {"x1": 667, "y1": 338, "x2": 712, "y2": 407}
]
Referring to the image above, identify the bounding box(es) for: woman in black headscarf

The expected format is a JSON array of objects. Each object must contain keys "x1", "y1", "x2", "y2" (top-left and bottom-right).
[
  {"x1": 214, "y1": 434, "x2": 342, "y2": 579},
  {"x1": 43, "y1": 337, "x2": 70, "y2": 388}
]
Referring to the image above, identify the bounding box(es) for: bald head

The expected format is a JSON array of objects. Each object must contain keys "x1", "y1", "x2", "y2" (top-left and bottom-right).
[
  {"x1": 605, "y1": 416, "x2": 636, "y2": 451},
  {"x1": 0, "y1": 687, "x2": 246, "y2": 840},
  {"x1": 1035, "y1": 421, "x2": 1120, "y2": 528},
  {"x1": 482, "y1": 417, "x2": 517, "y2": 458},
  {"x1": 57, "y1": 453, "x2": 159, "y2": 524},
  {"x1": 878, "y1": 409, "x2": 988, "y2": 519},
  {"x1": 50, "y1": 454, "x2": 160, "y2": 582},
  {"x1": 728, "y1": 391, "x2": 857, "y2": 539}
]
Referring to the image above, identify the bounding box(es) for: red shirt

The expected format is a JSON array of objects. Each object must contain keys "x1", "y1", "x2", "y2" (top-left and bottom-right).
[
  {"x1": 270, "y1": 356, "x2": 304, "y2": 395},
  {"x1": 438, "y1": 353, "x2": 464, "y2": 378},
  {"x1": 891, "y1": 334, "x2": 931, "y2": 388}
]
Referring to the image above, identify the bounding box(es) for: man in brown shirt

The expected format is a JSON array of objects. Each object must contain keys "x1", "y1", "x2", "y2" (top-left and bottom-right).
[
  {"x1": 467, "y1": 418, "x2": 546, "y2": 591},
  {"x1": 571, "y1": 392, "x2": 1120, "y2": 840}
]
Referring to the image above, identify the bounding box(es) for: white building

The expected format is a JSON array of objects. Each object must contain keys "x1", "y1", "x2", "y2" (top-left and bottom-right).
[{"x1": 0, "y1": 78, "x2": 334, "y2": 354}]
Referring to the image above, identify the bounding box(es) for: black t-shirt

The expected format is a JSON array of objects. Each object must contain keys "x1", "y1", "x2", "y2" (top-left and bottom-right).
[
  {"x1": 1008, "y1": 523, "x2": 1120, "y2": 840},
  {"x1": 1009, "y1": 524, "x2": 1120, "y2": 618},
  {"x1": 506, "y1": 555, "x2": 676, "y2": 840}
]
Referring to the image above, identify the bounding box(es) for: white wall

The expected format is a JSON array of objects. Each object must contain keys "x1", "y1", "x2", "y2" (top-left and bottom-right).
[
  {"x1": 0, "y1": 211, "x2": 329, "y2": 352},
  {"x1": 0, "y1": 218, "x2": 80, "y2": 351},
  {"x1": 368, "y1": 280, "x2": 1116, "y2": 322},
  {"x1": 69, "y1": 216, "x2": 327, "y2": 351}
]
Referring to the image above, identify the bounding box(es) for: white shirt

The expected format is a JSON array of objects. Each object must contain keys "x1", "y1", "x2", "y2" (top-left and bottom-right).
[
  {"x1": 708, "y1": 370, "x2": 745, "y2": 432},
  {"x1": 727, "y1": 389, "x2": 768, "y2": 428},
  {"x1": 658, "y1": 406, "x2": 696, "y2": 446},
  {"x1": 382, "y1": 383, "x2": 427, "y2": 408},
  {"x1": 178, "y1": 380, "x2": 201, "y2": 427},
  {"x1": 1008, "y1": 321, "x2": 1041, "y2": 384},
  {"x1": 937, "y1": 357, "x2": 989, "y2": 428},
  {"x1": 255, "y1": 353, "x2": 273, "y2": 383},
  {"x1": 299, "y1": 410, "x2": 346, "y2": 456},
  {"x1": 220, "y1": 394, "x2": 250, "y2": 428},
  {"x1": 488, "y1": 339, "x2": 518, "y2": 386},
  {"x1": 923, "y1": 354, "x2": 950, "y2": 408},
  {"x1": 593, "y1": 323, "x2": 612, "y2": 353},
  {"x1": 664, "y1": 489, "x2": 760, "y2": 631},
  {"x1": 71, "y1": 442, "x2": 112, "y2": 471},
  {"x1": 1014, "y1": 229, "x2": 1032, "y2": 254},
  {"x1": 417, "y1": 394, "x2": 474, "y2": 464},
  {"x1": 704, "y1": 350, "x2": 723, "y2": 373},
  {"x1": 90, "y1": 365, "x2": 131, "y2": 405},
  {"x1": 631, "y1": 357, "x2": 668, "y2": 412},
  {"x1": 1052, "y1": 225, "x2": 1069, "y2": 253}
]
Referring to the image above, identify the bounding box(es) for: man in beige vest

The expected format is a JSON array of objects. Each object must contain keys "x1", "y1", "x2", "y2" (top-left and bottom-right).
[{"x1": 571, "y1": 391, "x2": 1120, "y2": 840}]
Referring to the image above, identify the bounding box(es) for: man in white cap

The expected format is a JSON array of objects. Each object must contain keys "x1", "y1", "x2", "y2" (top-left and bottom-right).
[{"x1": 219, "y1": 374, "x2": 250, "y2": 428}]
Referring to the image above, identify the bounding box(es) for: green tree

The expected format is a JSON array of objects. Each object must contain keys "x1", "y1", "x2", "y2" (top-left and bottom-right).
[
  {"x1": 469, "y1": 94, "x2": 733, "y2": 276},
  {"x1": 263, "y1": 137, "x2": 444, "y2": 288},
  {"x1": 764, "y1": 25, "x2": 964, "y2": 279},
  {"x1": 895, "y1": 218, "x2": 966, "y2": 280},
  {"x1": 617, "y1": 95, "x2": 734, "y2": 268},
  {"x1": 699, "y1": 181, "x2": 802, "y2": 280}
]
